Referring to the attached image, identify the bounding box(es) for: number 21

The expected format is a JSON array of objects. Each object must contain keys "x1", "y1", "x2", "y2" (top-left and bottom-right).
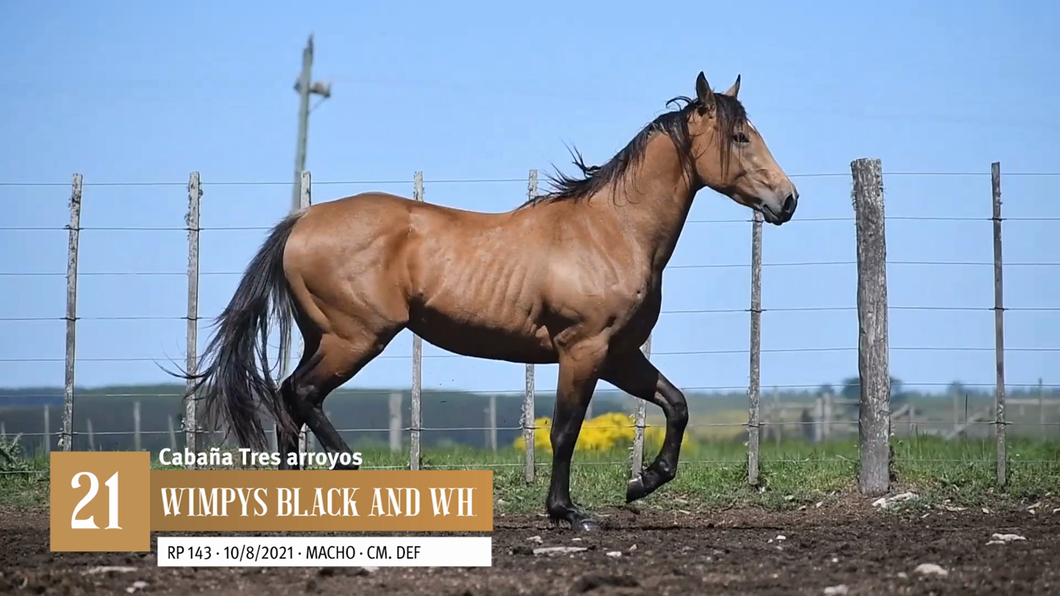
[{"x1": 70, "y1": 471, "x2": 122, "y2": 530}]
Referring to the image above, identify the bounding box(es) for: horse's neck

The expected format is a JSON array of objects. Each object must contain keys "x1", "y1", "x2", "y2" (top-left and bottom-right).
[{"x1": 609, "y1": 135, "x2": 698, "y2": 272}]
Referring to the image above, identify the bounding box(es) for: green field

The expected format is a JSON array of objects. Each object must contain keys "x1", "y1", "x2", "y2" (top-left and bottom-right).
[{"x1": 3, "y1": 433, "x2": 1058, "y2": 513}]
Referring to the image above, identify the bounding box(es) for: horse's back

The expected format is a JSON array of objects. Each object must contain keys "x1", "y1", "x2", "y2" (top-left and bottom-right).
[
  {"x1": 319, "y1": 190, "x2": 514, "y2": 220},
  {"x1": 283, "y1": 190, "x2": 535, "y2": 298}
]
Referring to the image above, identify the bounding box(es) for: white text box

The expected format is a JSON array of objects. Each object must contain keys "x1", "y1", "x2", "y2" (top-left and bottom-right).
[{"x1": 156, "y1": 536, "x2": 492, "y2": 567}]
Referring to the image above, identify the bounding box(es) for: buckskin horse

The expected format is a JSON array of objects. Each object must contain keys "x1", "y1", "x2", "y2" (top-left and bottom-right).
[{"x1": 178, "y1": 71, "x2": 799, "y2": 531}]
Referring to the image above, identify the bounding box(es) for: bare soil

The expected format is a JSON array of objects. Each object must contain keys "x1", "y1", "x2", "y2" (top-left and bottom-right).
[{"x1": 2, "y1": 502, "x2": 1057, "y2": 595}]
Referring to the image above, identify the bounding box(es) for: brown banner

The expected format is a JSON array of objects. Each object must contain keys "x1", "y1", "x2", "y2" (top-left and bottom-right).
[
  {"x1": 150, "y1": 469, "x2": 494, "y2": 532},
  {"x1": 50, "y1": 452, "x2": 153, "y2": 552}
]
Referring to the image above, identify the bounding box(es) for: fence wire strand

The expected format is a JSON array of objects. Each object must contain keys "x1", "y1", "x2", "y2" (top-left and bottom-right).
[{"x1": 1, "y1": 166, "x2": 1058, "y2": 492}]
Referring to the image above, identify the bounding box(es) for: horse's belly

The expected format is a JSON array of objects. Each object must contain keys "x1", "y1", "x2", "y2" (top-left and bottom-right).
[
  {"x1": 407, "y1": 300, "x2": 556, "y2": 364},
  {"x1": 404, "y1": 218, "x2": 557, "y2": 362}
]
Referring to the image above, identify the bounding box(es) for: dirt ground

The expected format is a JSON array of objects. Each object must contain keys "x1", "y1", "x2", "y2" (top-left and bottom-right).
[{"x1": 2, "y1": 502, "x2": 1057, "y2": 596}]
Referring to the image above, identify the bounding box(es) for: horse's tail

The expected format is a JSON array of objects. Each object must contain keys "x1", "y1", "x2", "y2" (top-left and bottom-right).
[{"x1": 176, "y1": 210, "x2": 305, "y2": 451}]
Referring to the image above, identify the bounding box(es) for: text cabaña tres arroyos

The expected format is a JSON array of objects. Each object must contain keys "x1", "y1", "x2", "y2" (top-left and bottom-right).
[{"x1": 158, "y1": 447, "x2": 363, "y2": 470}]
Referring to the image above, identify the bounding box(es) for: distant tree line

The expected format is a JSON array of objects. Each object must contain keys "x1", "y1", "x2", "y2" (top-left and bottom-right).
[{"x1": 0, "y1": 377, "x2": 1053, "y2": 455}]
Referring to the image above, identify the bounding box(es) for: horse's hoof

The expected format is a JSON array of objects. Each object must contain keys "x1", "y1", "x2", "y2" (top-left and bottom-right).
[
  {"x1": 626, "y1": 475, "x2": 650, "y2": 503},
  {"x1": 574, "y1": 518, "x2": 601, "y2": 532},
  {"x1": 547, "y1": 505, "x2": 599, "y2": 532}
]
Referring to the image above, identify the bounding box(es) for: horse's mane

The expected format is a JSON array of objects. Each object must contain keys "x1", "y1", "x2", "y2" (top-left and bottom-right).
[{"x1": 521, "y1": 92, "x2": 747, "y2": 207}]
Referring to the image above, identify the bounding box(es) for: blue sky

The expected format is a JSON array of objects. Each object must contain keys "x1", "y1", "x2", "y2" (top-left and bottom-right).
[{"x1": 0, "y1": 0, "x2": 1056, "y2": 399}]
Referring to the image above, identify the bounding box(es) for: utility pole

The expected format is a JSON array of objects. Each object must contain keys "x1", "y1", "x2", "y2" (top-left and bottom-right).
[
  {"x1": 281, "y1": 34, "x2": 331, "y2": 459},
  {"x1": 290, "y1": 34, "x2": 331, "y2": 211}
]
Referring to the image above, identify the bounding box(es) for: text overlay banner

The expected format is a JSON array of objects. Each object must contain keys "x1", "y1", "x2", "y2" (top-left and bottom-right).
[{"x1": 150, "y1": 469, "x2": 493, "y2": 532}]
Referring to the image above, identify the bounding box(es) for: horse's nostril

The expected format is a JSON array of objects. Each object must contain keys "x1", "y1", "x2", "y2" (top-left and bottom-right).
[{"x1": 783, "y1": 194, "x2": 797, "y2": 214}]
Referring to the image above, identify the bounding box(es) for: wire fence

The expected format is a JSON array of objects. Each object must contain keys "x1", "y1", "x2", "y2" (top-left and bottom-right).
[{"x1": 1, "y1": 161, "x2": 1058, "y2": 493}]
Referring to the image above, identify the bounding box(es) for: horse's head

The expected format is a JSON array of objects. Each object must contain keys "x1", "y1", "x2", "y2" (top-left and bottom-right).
[{"x1": 686, "y1": 71, "x2": 798, "y2": 225}]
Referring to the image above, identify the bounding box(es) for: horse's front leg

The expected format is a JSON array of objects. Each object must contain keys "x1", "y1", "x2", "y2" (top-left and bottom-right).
[{"x1": 601, "y1": 347, "x2": 689, "y2": 502}]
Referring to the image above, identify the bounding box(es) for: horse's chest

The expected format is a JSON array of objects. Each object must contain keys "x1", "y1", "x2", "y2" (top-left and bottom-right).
[{"x1": 614, "y1": 284, "x2": 661, "y2": 340}]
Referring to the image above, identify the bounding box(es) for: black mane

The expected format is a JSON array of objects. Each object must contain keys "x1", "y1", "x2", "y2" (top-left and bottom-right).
[{"x1": 521, "y1": 92, "x2": 747, "y2": 207}]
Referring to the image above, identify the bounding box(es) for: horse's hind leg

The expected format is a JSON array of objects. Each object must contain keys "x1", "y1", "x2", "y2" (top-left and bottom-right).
[
  {"x1": 283, "y1": 326, "x2": 402, "y2": 470},
  {"x1": 275, "y1": 330, "x2": 322, "y2": 470},
  {"x1": 546, "y1": 338, "x2": 608, "y2": 531}
]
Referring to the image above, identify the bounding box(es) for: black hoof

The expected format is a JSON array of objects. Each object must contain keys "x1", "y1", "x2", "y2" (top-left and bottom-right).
[
  {"x1": 626, "y1": 474, "x2": 654, "y2": 503},
  {"x1": 547, "y1": 506, "x2": 600, "y2": 532},
  {"x1": 574, "y1": 518, "x2": 601, "y2": 532},
  {"x1": 627, "y1": 472, "x2": 644, "y2": 500},
  {"x1": 627, "y1": 461, "x2": 676, "y2": 503}
]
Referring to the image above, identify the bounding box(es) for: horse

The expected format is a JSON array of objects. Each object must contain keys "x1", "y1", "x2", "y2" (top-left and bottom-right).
[{"x1": 177, "y1": 70, "x2": 799, "y2": 531}]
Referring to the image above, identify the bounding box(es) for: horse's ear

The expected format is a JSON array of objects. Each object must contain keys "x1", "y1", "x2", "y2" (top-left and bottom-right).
[
  {"x1": 723, "y1": 74, "x2": 740, "y2": 98},
  {"x1": 695, "y1": 71, "x2": 715, "y2": 112}
]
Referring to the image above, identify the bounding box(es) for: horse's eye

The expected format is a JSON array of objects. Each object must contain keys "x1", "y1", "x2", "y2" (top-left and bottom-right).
[{"x1": 733, "y1": 132, "x2": 750, "y2": 144}]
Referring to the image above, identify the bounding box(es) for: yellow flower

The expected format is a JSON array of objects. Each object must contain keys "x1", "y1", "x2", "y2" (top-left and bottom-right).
[{"x1": 512, "y1": 412, "x2": 691, "y2": 453}]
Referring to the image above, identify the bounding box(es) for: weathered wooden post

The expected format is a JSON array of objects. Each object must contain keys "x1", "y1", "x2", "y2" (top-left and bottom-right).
[
  {"x1": 184, "y1": 172, "x2": 201, "y2": 468},
  {"x1": 990, "y1": 161, "x2": 1007, "y2": 487},
  {"x1": 523, "y1": 169, "x2": 538, "y2": 483},
  {"x1": 61, "y1": 174, "x2": 82, "y2": 452},
  {"x1": 630, "y1": 336, "x2": 651, "y2": 478},
  {"x1": 851, "y1": 157, "x2": 890, "y2": 496},
  {"x1": 410, "y1": 171, "x2": 424, "y2": 470},
  {"x1": 747, "y1": 209, "x2": 763, "y2": 485}
]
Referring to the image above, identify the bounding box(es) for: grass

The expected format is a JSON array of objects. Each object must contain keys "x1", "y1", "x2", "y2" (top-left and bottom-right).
[{"x1": 2, "y1": 434, "x2": 1058, "y2": 513}]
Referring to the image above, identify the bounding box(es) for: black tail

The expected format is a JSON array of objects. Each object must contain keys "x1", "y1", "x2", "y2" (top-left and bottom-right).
[{"x1": 173, "y1": 211, "x2": 305, "y2": 451}]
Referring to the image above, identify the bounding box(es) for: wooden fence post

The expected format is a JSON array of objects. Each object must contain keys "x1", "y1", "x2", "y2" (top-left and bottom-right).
[
  {"x1": 487, "y1": 395, "x2": 497, "y2": 452},
  {"x1": 773, "y1": 392, "x2": 782, "y2": 446},
  {"x1": 813, "y1": 397, "x2": 824, "y2": 444},
  {"x1": 952, "y1": 389, "x2": 960, "y2": 436},
  {"x1": 823, "y1": 392, "x2": 834, "y2": 440},
  {"x1": 298, "y1": 171, "x2": 312, "y2": 457},
  {"x1": 133, "y1": 401, "x2": 142, "y2": 451},
  {"x1": 990, "y1": 161, "x2": 1007, "y2": 487},
  {"x1": 851, "y1": 157, "x2": 890, "y2": 496},
  {"x1": 389, "y1": 391, "x2": 402, "y2": 452},
  {"x1": 747, "y1": 209, "x2": 763, "y2": 485},
  {"x1": 1039, "y1": 378, "x2": 1046, "y2": 439},
  {"x1": 43, "y1": 407, "x2": 50, "y2": 455},
  {"x1": 61, "y1": 173, "x2": 82, "y2": 452},
  {"x1": 410, "y1": 171, "x2": 424, "y2": 470},
  {"x1": 523, "y1": 169, "x2": 538, "y2": 483},
  {"x1": 630, "y1": 336, "x2": 650, "y2": 478},
  {"x1": 184, "y1": 172, "x2": 201, "y2": 468}
]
